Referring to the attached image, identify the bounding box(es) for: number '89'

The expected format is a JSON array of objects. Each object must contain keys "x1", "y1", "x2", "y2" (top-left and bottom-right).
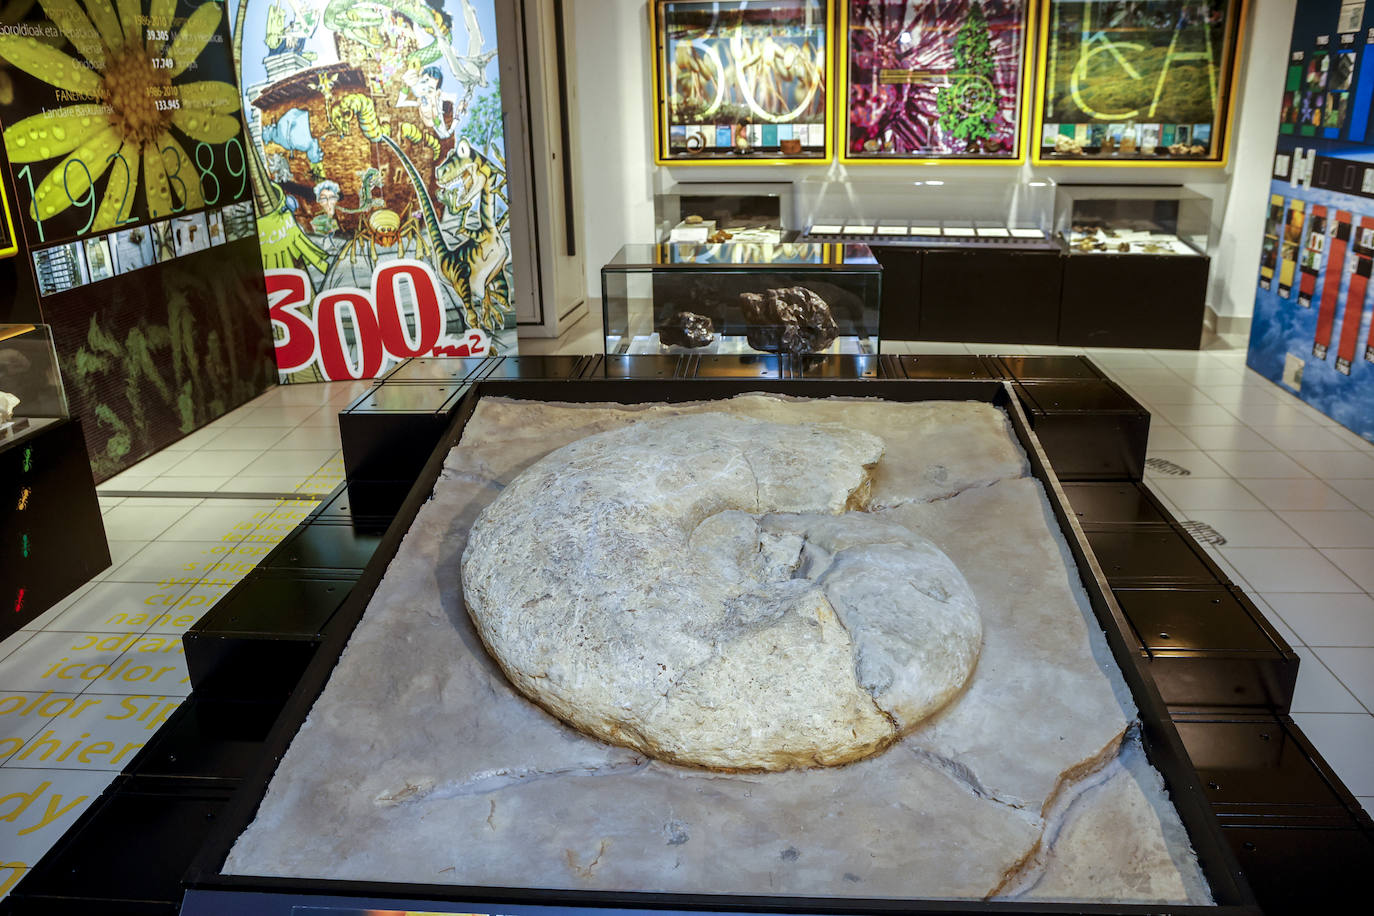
[{"x1": 16, "y1": 138, "x2": 247, "y2": 243}]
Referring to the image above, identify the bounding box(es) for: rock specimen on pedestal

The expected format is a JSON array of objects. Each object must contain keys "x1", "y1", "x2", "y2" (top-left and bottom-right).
[
  {"x1": 658, "y1": 311, "x2": 716, "y2": 348},
  {"x1": 461, "y1": 413, "x2": 983, "y2": 772},
  {"x1": 740, "y1": 286, "x2": 839, "y2": 354}
]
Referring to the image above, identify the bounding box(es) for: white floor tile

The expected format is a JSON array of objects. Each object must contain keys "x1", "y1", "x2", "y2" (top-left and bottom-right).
[
  {"x1": 1202, "y1": 384, "x2": 1284, "y2": 407},
  {"x1": 266, "y1": 383, "x2": 338, "y2": 406},
  {"x1": 1145, "y1": 427, "x2": 1197, "y2": 451},
  {"x1": 0, "y1": 769, "x2": 113, "y2": 869},
  {"x1": 298, "y1": 407, "x2": 343, "y2": 427},
  {"x1": 1151, "y1": 477, "x2": 1267, "y2": 511},
  {"x1": 1179, "y1": 510, "x2": 1306, "y2": 548},
  {"x1": 0, "y1": 692, "x2": 82, "y2": 765},
  {"x1": 1144, "y1": 450, "x2": 1229, "y2": 478},
  {"x1": 159, "y1": 425, "x2": 227, "y2": 452},
  {"x1": 103, "y1": 540, "x2": 236, "y2": 584},
  {"x1": 1223, "y1": 401, "x2": 1322, "y2": 428},
  {"x1": 1313, "y1": 648, "x2": 1374, "y2": 711},
  {"x1": 1289, "y1": 713, "x2": 1374, "y2": 796},
  {"x1": 1148, "y1": 403, "x2": 1239, "y2": 427},
  {"x1": 1089, "y1": 352, "x2": 1167, "y2": 369},
  {"x1": 99, "y1": 503, "x2": 195, "y2": 541},
  {"x1": 0, "y1": 631, "x2": 131, "y2": 693},
  {"x1": 47, "y1": 581, "x2": 196, "y2": 635},
  {"x1": 96, "y1": 497, "x2": 124, "y2": 514},
  {"x1": 1247, "y1": 595, "x2": 1305, "y2": 648},
  {"x1": 7, "y1": 694, "x2": 182, "y2": 771},
  {"x1": 1238, "y1": 478, "x2": 1357, "y2": 512},
  {"x1": 1263, "y1": 594, "x2": 1374, "y2": 647},
  {"x1": 91, "y1": 540, "x2": 148, "y2": 580},
  {"x1": 1320, "y1": 549, "x2": 1374, "y2": 592},
  {"x1": 139, "y1": 475, "x2": 232, "y2": 494},
  {"x1": 1103, "y1": 367, "x2": 1190, "y2": 386},
  {"x1": 1205, "y1": 451, "x2": 1312, "y2": 479},
  {"x1": 1279, "y1": 511, "x2": 1374, "y2": 549},
  {"x1": 217, "y1": 475, "x2": 321, "y2": 494},
  {"x1": 234, "y1": 405, "x2": 323, "y2": 427},
  {"x1": 1329, "y1": 479, "x2": 1374, "y2": 512},
  {"x1": 1287, "y1": 450, "x2": 1374, "y2": 479},
  {"x1": 164, "y1": 450, "x2": 264, "y2": 478},
  {"x1": 1252, "y1": 425, "x2": 1357, "y2": 451},
  {"x1": 240, "y1": 449, "x2": 338, "y2": 477},
  {"x1": 201, "y1": 425, "x2": 290, "y2": 451},
  {"x1": 1289, "y1": 652, "x2": 1366, "y2": 713},
  {"x1": 1176, "y1": 425, "x2": 1277, "y2": 451},
  {"x1": 1216, "y1": 548, "x2": 1360, "y2": 593}
]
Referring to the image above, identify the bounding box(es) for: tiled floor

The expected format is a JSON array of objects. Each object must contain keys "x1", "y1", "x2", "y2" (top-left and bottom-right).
[
  {"x1": 0, "y1": 380, "x2": 365, "y2": 898},
  {"x1": 2, "y1": 329, "x2": 1372, "y2": 898}
]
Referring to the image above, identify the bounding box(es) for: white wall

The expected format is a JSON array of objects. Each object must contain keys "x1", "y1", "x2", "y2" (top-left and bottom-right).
[
  {"x1": 571, "y1": 0, "x2": 1297, "y2": 320},
  {"x1": 1211, "y1": 0, "x2": 1298, "y2": 321}
]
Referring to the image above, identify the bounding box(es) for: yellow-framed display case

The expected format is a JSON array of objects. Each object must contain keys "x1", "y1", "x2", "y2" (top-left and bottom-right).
[
  {"x1": 651, "y1": 0, "x2": 835, "y2": 165},
  {"x1": 839, "y1": 0, "x2": 1038, "y2": 165},
  {"x1": 1031, "y1": 0, "x2": 1247, "y2": 166}
]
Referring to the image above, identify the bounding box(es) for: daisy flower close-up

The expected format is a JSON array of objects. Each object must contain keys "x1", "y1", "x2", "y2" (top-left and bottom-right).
[{"x1": 0, "y1": 0, "x2": 241, "y2": 232}]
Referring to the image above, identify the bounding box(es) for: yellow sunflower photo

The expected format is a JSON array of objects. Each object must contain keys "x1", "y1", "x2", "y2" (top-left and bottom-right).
[{"x1": 0, "y1": 0, "x2": 242, "y2": 234}]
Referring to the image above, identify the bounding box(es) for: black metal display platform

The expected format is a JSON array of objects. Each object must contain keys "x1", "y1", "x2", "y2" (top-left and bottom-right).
[{"x1": 3, "y1": 356, "x2": 1370, "y2": 916}]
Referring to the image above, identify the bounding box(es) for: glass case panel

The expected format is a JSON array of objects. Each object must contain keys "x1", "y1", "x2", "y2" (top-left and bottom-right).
[
  {"x1": 602, "y1": 243, "x2": 881, "y2": 355},
  {"x1": 652, "y1": 0, "x2": 832, "y2": 164},
  {"x1": 1055, "y1": 184, "x2": 1216, "y2": 255},
  {"x1": 842, "y1": 0, "x2": 1034, "y2": 163},
  {"x1": 0, "y1": 324, "x2": 69, "y2": 444},
  {"x1": 797, "y1": 175, "x2": 1056, "y2": 246},
  {"x1": 656, "y1": 181, "x2": 795, "y2": 243},
  {"x1": 1033, "y1": 0, "x2": 1245, "y2": 165}
]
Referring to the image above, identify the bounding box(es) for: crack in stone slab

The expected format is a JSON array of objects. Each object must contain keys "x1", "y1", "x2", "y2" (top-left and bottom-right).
[{"x1": 375, "y1": 757, "x2": 651, "y2": 807}]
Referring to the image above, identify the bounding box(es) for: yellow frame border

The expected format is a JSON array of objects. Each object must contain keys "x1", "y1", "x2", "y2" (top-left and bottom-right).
[
  {"x1": 0, "y1": 171, "x2": 18, "y2": 259},
  {"x1": 650, "y1": 0, "x2": 836, "y2": 166},
  {"x1": 1029, "y1": 0, "x2": 1248, "y2": 168},
  {"x1": 838, "y1": 0, "x2": 1038, "y2": 167}
]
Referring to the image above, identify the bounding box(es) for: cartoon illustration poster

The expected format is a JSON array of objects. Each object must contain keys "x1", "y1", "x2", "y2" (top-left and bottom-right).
[
  {"x1": 1035, "y1": 0, "x2": 1243, "y2": 162},
  {"x1": 844, "y1": 0, "x2": 1030, "y2": 161},
  {"x1": 1247, "y1": 0, "x2": 1374, "y2": 444},
  {"x1": 227, "y1": 0, "x2": 515, "y2": 381}
]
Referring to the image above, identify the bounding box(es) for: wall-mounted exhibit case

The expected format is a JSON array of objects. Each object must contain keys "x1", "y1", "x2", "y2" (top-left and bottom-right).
[
  {"x1": 656, "y1": 182, "x2": 795, "y2": 243},
  {"x1": 1056, "y1": 185, "x2": 1216, "y2": 348},
  {"x1": 1032, "y1": 0, "x2": 1246, "y2": 166},
  {"x1": 652, "y1": 0, "x2": 833, "y2": 164},
  {"x1": 602, "y1": 242, "x2": 881, "y2": 356},
  {"x1": 841, "y1": 0, "x2": 1034, "y2": 164},
  {"x1": 0, "y1": 324, "x2": 109, "y2": 637}
]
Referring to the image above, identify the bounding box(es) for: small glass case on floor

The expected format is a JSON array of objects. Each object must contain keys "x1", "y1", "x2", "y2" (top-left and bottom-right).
[
  {"x1": 0, "y1": 324, "x2": 68, "y2": 445},
  {"x1": 1056, "y1": 185, "x2": 1216, "y2": 256},
  {"x1": 602, "y1": 243, "x2": 881, "y2": 356}
]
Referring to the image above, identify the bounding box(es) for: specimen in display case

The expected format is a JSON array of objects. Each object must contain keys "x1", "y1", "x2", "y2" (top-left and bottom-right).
[
  {"x1": 1033, "y1": 0, "x2": 1245, "y2": 164},
  {"x1": 601, "y1": 242, "x2": 881, "y2": 356},
  {"x1": 652, "y1": 0, "x2": 832, "y2": 163},
  {"x1": 843, "y1": 0, "x2": 1032, "y2": 163},
  {"x1": 1056, "y1": 185, "x2": 1213, "y2": 256},
  {"x1": 223, "y1": 393, "x2": 1215, "y2": 904}
]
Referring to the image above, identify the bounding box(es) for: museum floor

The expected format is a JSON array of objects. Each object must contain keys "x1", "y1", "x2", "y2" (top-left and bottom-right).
[{"x1": 1, "y1": 333, "x2": 1372, "y2": 902}]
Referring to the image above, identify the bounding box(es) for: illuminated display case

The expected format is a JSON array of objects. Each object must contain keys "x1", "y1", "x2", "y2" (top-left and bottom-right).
[
  {"x1": 1032, "y1": 0, "x2": 1246, "y2": 166},
  {"x1": 841, "y1": 0, "x2": 1034, "y2": 164},
  {"x1": 798, "y1": 175, "x2": 1057, "y2": 246},
  {"x1": 602, "y1": 242, "x2": 881, "y2": 355},
  {"x1": 1055, "y1": 186, "x2": 1216, "y2": 348},
  {"x1": 655, "y1": 182, "x2": 795, "y2": 243},
  {"x1": 0, "y1": 324, "x2": 69, "y2": 445},
  {"x1": 1055, "y1": 185, "x2": 1216, "y2": 256},
  {"x1": 651, "y1": 0, "x2": 833, "y2": 164}
]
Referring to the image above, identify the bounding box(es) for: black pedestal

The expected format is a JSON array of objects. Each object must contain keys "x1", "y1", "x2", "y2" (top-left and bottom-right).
[{"x1": 1059, "y1": 252, "x2": 1210, "y2": 349}]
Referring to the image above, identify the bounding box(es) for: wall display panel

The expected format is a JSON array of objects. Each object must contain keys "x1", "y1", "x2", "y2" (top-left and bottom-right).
[
  {"x1": 0, "y1": 0, "x2": 277, "y2": 480},
  {"x1": 227, "y1": 0, "x2": 517, "y2": 381},
  {"x1": 1032, "y1": 0, "x2": 1245, "y2": 165},
  {"x1": 652, "y1": 0, "x2": 833, "y2": 164},
  {"x1": 842, "y1": 0, "x2": 1033, "y2": 163},
  {"x1": 1247, "y1": 1, "x2": 1374, "y2": 444}
]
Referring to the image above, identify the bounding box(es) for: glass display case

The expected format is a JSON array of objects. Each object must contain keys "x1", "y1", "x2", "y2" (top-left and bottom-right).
[
  {"x1": 1055, "y1": 185, "x2": 1216, "y2": 256},
  {"x1": 651, "y1": 0, "x2": 833, "y2": 164},
  {"x1": 0, "y1": 324, "x2": 68, "y2": 444},
  {"x1": 1032, "y1": 0, "x2": 1245, "y2": 165},
  {"x1": 602, "y1": 242, "x2": 881, "y2": 355},
  {"x1": 655, "y1": 182, "x2": 794, "y2": 243},
  {"x1": 797, "y1": 175, "x2": 1057, "y2": 247},
  {"x1": 841, "y1": 0, "x2": 1034, "y2": 164}
]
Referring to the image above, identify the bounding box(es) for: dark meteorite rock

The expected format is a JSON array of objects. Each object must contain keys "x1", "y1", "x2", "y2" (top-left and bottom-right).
[
  {"x1": 659, "y1": 311, "x2": 716, "y2": 348},
  {"x1": 740, "y1": 287, "x2": 839, "y2": 355}
]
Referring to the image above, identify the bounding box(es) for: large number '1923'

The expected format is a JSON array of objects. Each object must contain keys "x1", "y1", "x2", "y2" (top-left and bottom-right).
[{"x1": 266, "y1": 260, "x2": 488, "y2": 380}]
